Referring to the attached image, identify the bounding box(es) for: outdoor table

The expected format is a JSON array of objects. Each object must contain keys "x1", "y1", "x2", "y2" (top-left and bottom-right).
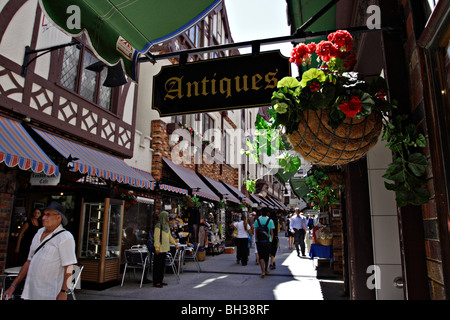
[
  {"x1": 4, "y1": 266, "x2": 21, "y2": 275},
  {"x1": 309, "y1": 244, "x2": 333, "y2": 267}
]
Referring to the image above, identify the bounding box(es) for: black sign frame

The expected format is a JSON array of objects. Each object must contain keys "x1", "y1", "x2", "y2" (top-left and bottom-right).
[{"x1": 152, "y1": 50, "x2": 291, "y2": 116}]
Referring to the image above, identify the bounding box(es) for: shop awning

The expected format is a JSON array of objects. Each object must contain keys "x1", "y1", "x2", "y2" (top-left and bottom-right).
[
  {"x1": 220, "y1": 180, "x2": 254, "y2": 206},
  {"x1": 290, "y1": 178, "x2": 310, "y2": 200},
  {"x1": 268, "y1": 197, "x2": 287, "y2": 211},
  {"x1": 163, "y1": 158, "x2": 220, "y2": 201},
  {"x1": 0, "y1": 117, "x2": 58, "y2": 176},
  {"x1": 131, "y1": 167, "x2": 156, "y2": 190},
  {"x1": 259, "y1": 197, "x2": 275, "y2": 209},
  {"x1": 39, "y1": 0, "x2": 222, "y2": 80},
  {"x1": 34, "y1": 128, "x2": 151, "y2": 189},
  {"x1": 249, "y1": 194, "x2": 267, "y2": 208},
  {"x1": 159, "y1": 183, "x2": 189, "y2": 196},
  {"x1": 200, "y1": 174, "x2": 240, "y2": 204}
]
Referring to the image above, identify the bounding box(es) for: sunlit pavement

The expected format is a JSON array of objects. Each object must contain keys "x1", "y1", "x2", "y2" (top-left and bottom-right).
[{"x1": 75, "y1": 235, "x2": 348, "y2": 300}]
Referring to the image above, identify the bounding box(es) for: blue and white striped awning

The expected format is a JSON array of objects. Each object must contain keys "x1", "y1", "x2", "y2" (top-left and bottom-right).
[
  {"x1": 159, "y1": 183, "x2": 189, "y2": 195},
  {"x1": 131, "y1": 167, "x2": 156, "y2": 190},
  {"x1": 34, "y1": 128, "x2": 150, "y2": 189},
  {"x1": 0, "y1": 117, "x2": 58, "y2": 176}
]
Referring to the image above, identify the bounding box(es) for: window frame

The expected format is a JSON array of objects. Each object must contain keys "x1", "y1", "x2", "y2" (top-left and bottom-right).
[{"x1": 59, "y1": 39, "x2": 115, "y2": 112}]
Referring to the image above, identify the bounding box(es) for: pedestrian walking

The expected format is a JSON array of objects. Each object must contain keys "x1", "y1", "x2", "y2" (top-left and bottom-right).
[
  {"x1": 290, "y1": 208, "x2": 308, "y2": 257},
  {"x1": 153, "y1": 211, "x2": 178, "y2": 288},
  {"x1": 269, "y1": 210, "x2": 280, "y2": 270},
  {"x1": 231, "y1": 213, "x2": 251, "y2": 265},
  {"x1": 2, "y1": 201, "x2": 77, "y2": 300},
  {"x1": 287, "y1": 213, "x2": 294, "y2": 249},
  {"x1": 254, "y1": 207, "x2": 274, "y2": 278}
]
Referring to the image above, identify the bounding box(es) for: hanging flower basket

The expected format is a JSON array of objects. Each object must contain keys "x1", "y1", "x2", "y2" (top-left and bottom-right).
[
  {"x1": 287, "y1": 108, "x2": 382, "y2": 166},
  {"x1": 271, "y1": 30, "x2": 391, "y2": 166},
  {"x1": 244, "y1": 30, "x2": 430, "y2": 208}
]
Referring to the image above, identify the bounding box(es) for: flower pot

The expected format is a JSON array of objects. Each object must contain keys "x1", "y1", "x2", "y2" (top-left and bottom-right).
[{"x1": 287, "y1": 109, "x2": 382, "y2": 166}]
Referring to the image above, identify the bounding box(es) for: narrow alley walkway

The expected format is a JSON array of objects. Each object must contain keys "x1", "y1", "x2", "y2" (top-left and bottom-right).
[{"x1": 76, "y1": 234, "x2": 348, "y2": 301}]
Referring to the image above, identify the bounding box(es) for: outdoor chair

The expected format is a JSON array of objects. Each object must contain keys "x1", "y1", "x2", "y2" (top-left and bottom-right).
[
  {"x1": 183, "y1": 243, "x2": 201, "y2": 272},
  {"x1": 68, "y1": 264, "x2": 84, "y2": 300},
  {"x1": 121, "y1": 249, "x2": 150, "y2": 288},
  {"x1": 165, "y1": 249, "x2": 181, "y2": 283}
]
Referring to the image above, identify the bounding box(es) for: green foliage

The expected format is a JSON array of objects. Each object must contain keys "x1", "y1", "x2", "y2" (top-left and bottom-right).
[
  {"x1": 382, "y1": 114, "x2": 430, "y2": 207},
  {"x1": 241, "y1": 113, "x2": 302, "y2": 193},
  {"x1": 303, "y1": 168, "x2": 341, "y2": 210}
]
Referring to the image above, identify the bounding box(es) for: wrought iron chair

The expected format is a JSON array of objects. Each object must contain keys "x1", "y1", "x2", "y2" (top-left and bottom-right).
[
  {"x1": 121, "y1": 249, "x2": 150, "y2": 288},
  {"x1": 183, "y1": 243, "x2": 201, "y2": 272},
  {"x1": 165, "y1": 249, "x2": 181, "y2": 283}
]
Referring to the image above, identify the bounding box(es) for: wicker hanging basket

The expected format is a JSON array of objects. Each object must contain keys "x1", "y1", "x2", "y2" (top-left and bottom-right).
[{"x1": 287, "y1": 109, "x2": 382, "y2": 166}]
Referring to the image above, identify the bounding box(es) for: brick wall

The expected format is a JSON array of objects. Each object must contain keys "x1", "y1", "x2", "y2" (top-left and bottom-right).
[
  {"x1": 400, "y1": 0, "x2": 446, "y2": 299},
  {"x1": 0, "y1": 167, "x2": 17, "y2": 284},
  {"x1": 150, "y1": 119, "x2": 240, "y2": 210}
]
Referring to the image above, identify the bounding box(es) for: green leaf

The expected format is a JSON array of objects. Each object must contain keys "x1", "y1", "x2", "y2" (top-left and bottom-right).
[
  {"x1": 300, "y1": 68, "x2": 326, "y2": 87},
  {"x1": 274, "y1": 102, "x2": 288, "y2": 114},
  {"x1": 245, "y1": 180, "x2": 256, "y2": 194},
  {"x1": 277, "y1": 77, "x2": 300, "y2": 89},
  {"x1": 415, "y1": 134, "x2": 426, "y2": 147},
  {"x1": 407, "y1": 153, "x2": 428, "y2": 177}
]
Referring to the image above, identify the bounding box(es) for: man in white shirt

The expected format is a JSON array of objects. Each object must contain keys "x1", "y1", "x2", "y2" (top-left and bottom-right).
[
  {"x1": 3, "y1": 201, "x2": 77, "y2": 300},
  {"x1": 289, "y1": 208, "x2": 308, "y2": 257}
]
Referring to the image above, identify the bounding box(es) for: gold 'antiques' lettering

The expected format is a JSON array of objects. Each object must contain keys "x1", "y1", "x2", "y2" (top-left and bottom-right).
[{"x1": 163, "y1": 69, "x2": 279, "y2": 101}]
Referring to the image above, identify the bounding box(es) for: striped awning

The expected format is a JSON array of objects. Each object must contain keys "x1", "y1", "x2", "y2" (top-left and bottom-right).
[
  {"x1": 34, "y1": 128, "x2": 150, "y2": 189},
  {"x1": 159, "y1": 183, "x2": 189, "y2": 196},
  {"x1": 220, "y1": 180, "x2": 254, "y2": 206},
  {"x1": 131, "y1": 167, "x2": 156, "y2": 190},
  {"x1": 0, "y1": 117, "x2": 58, "y2": 176},
  {"x1": 163, "y1": 158, "x2": 220, "y2": 201}
]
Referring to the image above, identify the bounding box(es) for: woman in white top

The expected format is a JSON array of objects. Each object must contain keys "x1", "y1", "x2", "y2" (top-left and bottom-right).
[{"x1": 231, "y1": 213, "x2": 251, "y2": 266}]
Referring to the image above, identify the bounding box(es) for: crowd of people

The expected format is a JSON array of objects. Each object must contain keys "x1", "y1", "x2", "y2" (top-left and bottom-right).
[{"x1": 230, "y1": 207, "x2": 315, "y2": 278}]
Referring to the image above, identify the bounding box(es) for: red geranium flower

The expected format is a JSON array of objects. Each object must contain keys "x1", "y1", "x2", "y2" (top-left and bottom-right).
[
  {"x1": 339, "y1": 95, "x2": 363, "y2": 117},
  {"x1": 328, "y1": 30, "x2": 354, "y2": 52},
  {"x1": 316, "y1": 40, "x2": 339, "y2": 62},
  {"x1": 309, "y1": 81, "x2": 321, "y2": 92},
  {"x1": 290, "y1": 43, "x2": 313, "y2": 66},
  {"x1": 342, "y1": 51, "x2": 357, "y2": 70},
  {"x1": 376, "y1": 89, "x2": 386, "y2": 101}
]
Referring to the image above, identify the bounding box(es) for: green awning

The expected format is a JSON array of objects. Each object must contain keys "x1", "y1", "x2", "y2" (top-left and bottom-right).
[
  {"x1": 39, "y1": 0, "x2": 222, "y2": 80},
  {"x1": 290, "y1": 178, "x2": 310, "y2": 200}
]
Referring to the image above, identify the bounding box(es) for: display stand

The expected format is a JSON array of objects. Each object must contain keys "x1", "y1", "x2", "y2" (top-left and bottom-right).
[{"x1": 77, "y1": 198, "x2": 124, "y2": 285}]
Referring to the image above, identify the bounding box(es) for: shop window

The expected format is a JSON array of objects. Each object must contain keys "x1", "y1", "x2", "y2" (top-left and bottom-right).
[
  {"x1": 202, "y1": 113, "x2": 214, "y2": 141},
  {"x1": 223, "y1": 131, "x2": 230, "y2": 164},
  {"x1": 122, "y1": 201, "x2": 155, "y2": 256},
  {"x1": 60, "y1": 43, "x2": 114, "y2": 111}
]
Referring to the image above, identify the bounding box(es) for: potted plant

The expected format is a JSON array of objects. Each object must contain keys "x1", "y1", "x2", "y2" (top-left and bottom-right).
[
  {"x1": 120, "y1": 190, "x2": 137, "y2": 209},
  {"x1": 272, "y1": 30, "x2": 391, "y2": 166},
  {"x1": 243, "y1": 30, "x2": 430, "y2": 208},
  {"x1": 183, "y1": 195, "x2": 201, "y2": 208},
  {"x1": 304, "y1": 167, "x2": 341, "y2": 211}
]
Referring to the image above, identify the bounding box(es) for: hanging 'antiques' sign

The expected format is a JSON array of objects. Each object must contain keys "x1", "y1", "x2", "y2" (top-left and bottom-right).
[{"x1": 152, "y1": 50, "x2": 291, "y2": 116}]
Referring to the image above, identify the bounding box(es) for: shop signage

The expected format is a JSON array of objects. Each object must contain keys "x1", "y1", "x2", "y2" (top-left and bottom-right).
[
  {"x1": 30, "y1": 172, "x2": 61, "y2": 186},
  {"x1": 152, "y1": 50, "x2": 291, "y2": 116}
]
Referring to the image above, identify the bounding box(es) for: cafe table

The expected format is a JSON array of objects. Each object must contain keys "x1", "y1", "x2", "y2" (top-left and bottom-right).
[{"x1": 309, "y1": 244, "x2": 333, "y2": 267}]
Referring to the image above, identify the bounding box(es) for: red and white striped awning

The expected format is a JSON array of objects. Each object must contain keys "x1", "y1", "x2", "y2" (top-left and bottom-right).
[
  {"x1": 0, "y1": 117, "x2": 58, "y2": 176},
  {"x1": 159, "y1": 183, "x2": 189, "y2": 195},
  {"x1": 34, "y1": 128, "x2": 150, "y2": 189}
]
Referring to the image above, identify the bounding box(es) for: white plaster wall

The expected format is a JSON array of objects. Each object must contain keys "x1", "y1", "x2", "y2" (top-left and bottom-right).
[
  {"x1": 366, "y1": 135, "x2": 404, "y2": 300},
  {"x1": 0, "y1": 0, "x2": 38, "y2": 65}
]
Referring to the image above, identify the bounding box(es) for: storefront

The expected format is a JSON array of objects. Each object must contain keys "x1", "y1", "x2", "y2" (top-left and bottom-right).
[{"x1": 3, "y1": 123, "x2": 157, "y2": 288}]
